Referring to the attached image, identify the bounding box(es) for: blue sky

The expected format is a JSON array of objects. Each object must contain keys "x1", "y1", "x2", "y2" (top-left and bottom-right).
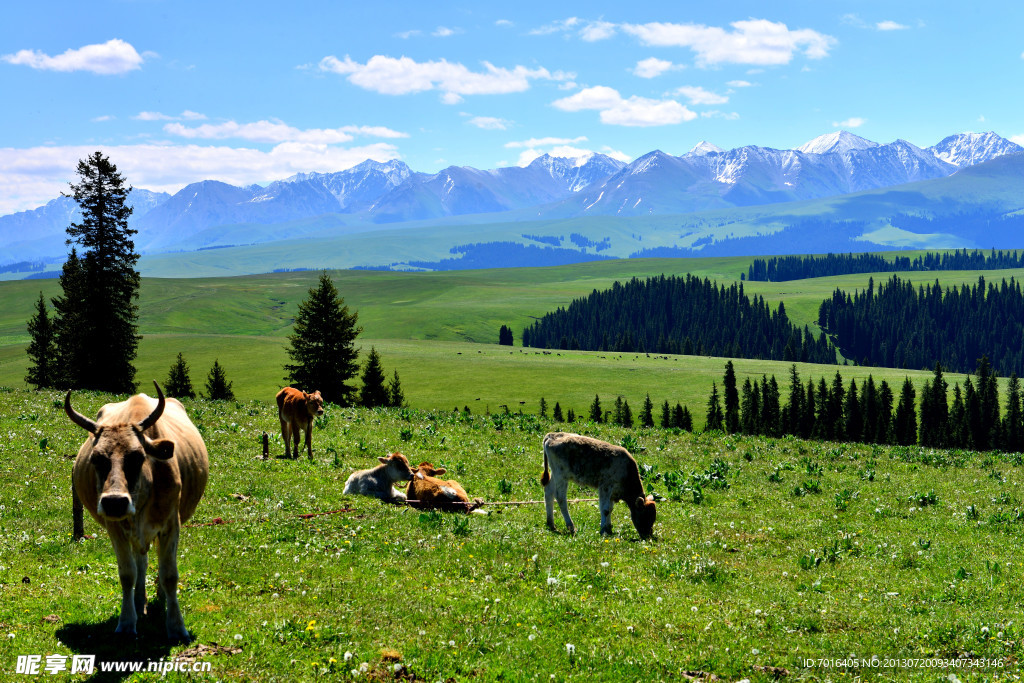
[{"x1": 2, "y1": 1, "x2": 1022, "y2": 214}]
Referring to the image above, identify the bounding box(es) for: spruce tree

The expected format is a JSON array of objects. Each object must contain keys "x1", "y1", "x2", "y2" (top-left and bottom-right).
[
  {"x1": 589, "y1": 394, "x2": 603, "y2": 423},
  {"x1": 660, "y1": 399, "x2": 671, "y2": 429},
  {"x1": 164, "y1": 352, "x2": 196, "y2": 399},
  {"x1": 285, "y1": 273, "x2": 362, "y2": 405},
  {"x1": 387, "y1": 370, "x2": 405, "y2": 407},
  {"x1": 205, "y1": 359, "x2": 235, "y2": 401},
  {"x1": 679, "y1": 405, "x2": 693, "y2": 432},
  {"x1": 25, "y1": 292, "x2": 58, "y2": 389},
  {"x1": 553, "y1": 401, "x2": 564, "y2": 422},
  {"x1": 498, "y1": 325, "x2": 514, "y2": 346},
  {"x1": 723, "y1": 361, "x2": 740, "y2": 433},
  {"x1": 705, "y1": 382, "x2": 724, "y2": 431},
  {"x1": 539, "y1": 397, "x2": 548, "y2": 419},
  {"x1": 51, "y1": 249, "x2": 86, "y2": 388},
  {"x1": 894, "y1": 378, "x2": 918, "y2": 446},
  {"x1": 359, "y1": 347, "x2": 389, "y2": 407},
  {"x1": 640, "y1": 393, "x2": 655, "y2": 428},
  {"x1": 62, "y1": 153, "x2": 141, "y2": 393},
  {"x1": 1003, "y1": 373, "x2": 1023, "y2": 452},
  {"x1": 620, "y1": 399, "x2": 633, "y2": 428}
]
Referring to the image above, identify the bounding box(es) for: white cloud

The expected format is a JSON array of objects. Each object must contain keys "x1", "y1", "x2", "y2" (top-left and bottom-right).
[
  {"x1": 876, "y1": 20, "x2": 909, "y2": 31},
  {"x1": 164, "y1": 119, "x2": 408, "y2": 144},
  {"x1": 727, "y1": 80, "x2": 753, "y2": 87},
  {"x1": 2, "y1": 39, "x2": 145, "y2": 75},
  {"x1": 495, "y1": 19, "x2": 513, "y2": 28},
  {"x1": 1011, "y1": 134, "x2": 1024, "y2": 146},
  {"x1": 580, "y1": 21, "x2": 616, "y2": 42},
  {"x1": 530, "y1": 17, "x2": 616, "y2": 41},
  {"x1": 632, "y1": 57, "x2": 682, "y2": 78},
  {"x1": 92, "y1": 115, "x2": 115, "y2": 123},
  {"x1": 134, "y1": 110, "x2": 207, "y2": 122},
  {"x1": 701, "y1": 110, "x2": 740, "y2": 120},
  {"x1": 620, "y1": 19, "x2": 836, "y2": 66},
  {"x1": 319, "y1": 54, "x2": 572, "y2": 103},
  {"x1": 433, "y1": 26, "x2": 461, "y2": 37},
  {"x1": 395, "y1": 30, "x2": 421, "y2": 39},
  {"x1": 529, "y1": 17, "x2": 582, "y2": 36},
  {"x1": 0, "y1": 142, "x2": 403, "y2": 215},
  {"x1": 833, "y1": 117, "x2": 867, "y2": 128},
  {"x1": 552, "y1": 86, "x2": 696, "y2": 127},
  {"x1": 467, "y1": 116, "x2": 512, "y2": 130},
  {"x1": 673, "y1": 86, "x2": 729, "y2": 105},
  {"x1": 505, "y1": 136, "x2": 588, "y2": 149},
  {"x1": 512, "y1": 140, "x2": 630, "y2": 167}
]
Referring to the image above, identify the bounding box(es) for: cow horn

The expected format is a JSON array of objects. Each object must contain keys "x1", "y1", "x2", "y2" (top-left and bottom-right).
[
  {"x1": 138, "y1": 381, "x2": 166, "y2": 431},
  {"x1": 64, "y1": 391, "x2": 97, "y2": 434}
]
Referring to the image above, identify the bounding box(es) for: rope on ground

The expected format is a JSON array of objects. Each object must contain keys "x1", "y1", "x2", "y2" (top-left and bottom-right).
[{"x1": 180, "y1": 497, "x2": 600, "y2": 527}]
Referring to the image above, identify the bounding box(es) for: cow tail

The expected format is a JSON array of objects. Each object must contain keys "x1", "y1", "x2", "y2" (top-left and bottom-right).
[{"x1": 540, "y1": 435, "x2": 551, "y2": 487}]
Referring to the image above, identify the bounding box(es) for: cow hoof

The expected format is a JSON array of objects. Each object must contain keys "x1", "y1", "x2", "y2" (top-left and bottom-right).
[
  {"x1": 114, "y1": 624, "x2": 138, "y2": 637},
  {"x1": 166, "y1": 624, "x2": 192, "y2": 643}
]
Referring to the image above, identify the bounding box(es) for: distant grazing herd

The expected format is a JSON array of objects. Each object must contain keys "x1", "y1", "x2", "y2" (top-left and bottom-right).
[{"x1": 65, "y1": 382, "x2": 656, "y2": 642}]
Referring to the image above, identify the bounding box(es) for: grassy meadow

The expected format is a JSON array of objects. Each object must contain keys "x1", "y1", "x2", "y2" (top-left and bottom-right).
[
  {"x1": 0, "y1": 389, "x2": 1021, "y2": 681},
  {"x1": 3, "y1": 257, "x2": 1024, "y2": 422}
]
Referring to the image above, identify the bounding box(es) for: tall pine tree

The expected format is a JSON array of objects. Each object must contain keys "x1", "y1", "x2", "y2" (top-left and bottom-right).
[
  {"x1": 62, "y1": 153, "x2": 141, "y2": 393},
  {"x1": 359, "y1": 347, "x2": 389, "y2": 408},
  {"x1": 164, "y1": 352, "x2": 196, "y2": 399},
  {"x1": 285, "y1": 273, "x2": 362, "y2": 405},
  {"x1": 25, "y1": 292, "x2": 58, "y2": 389}
]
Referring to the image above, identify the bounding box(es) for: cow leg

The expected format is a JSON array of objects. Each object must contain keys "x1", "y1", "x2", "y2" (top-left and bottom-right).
[
  {"x1": 134, "y1": 551, "x2": 148, "y2": 616},
  {"x1": 598, "y1": 489, "x2": 615, "y2": 535},
  {"x1": 305, "y1": 424, "x2": 313, "y2": 460},
  {"x1": 157, "y1": 523, "x2": 190, "y2": 642},
  {"x1": 108, "y1": 529, "x2": 138, "y2": 636},
  {"x1": 280, "y1": 419, "x2": 291, "y2": 458},
  {"x1": 556, "y1": 480, "x2": 575, "y2": 535},
  {"x1": 544, "y1": 480, "x2": 556, "y2": 531}
]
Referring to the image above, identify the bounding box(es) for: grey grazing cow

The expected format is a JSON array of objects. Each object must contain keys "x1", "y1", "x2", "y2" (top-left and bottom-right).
[
  {"x1": 541, "y1": 431, "x2": 656, "y2": 539},
  {"x1": 67, "y1": 382, "x2": 209, "y2": 641},
  {"x1": 342, "y1": 452, "x2": 416, "y2": 503}
]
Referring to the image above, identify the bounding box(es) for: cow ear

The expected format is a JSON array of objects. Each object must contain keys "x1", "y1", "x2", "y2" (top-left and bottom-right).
[
  {"x1": 635, "y1": 496, "x2": 646, "y2": 508},
  {"x1": 416, "y1": 471, "x2": 425, "y2": 480},
  {"x1": 433, "y1": 468, "x2": 447, "y2": 476},
  {"x1": 378, "y1": 456, "x2": 390, "y2": 465},
  {"x1": 146, "y1": 438, "x2": 175, "y2": 460}
]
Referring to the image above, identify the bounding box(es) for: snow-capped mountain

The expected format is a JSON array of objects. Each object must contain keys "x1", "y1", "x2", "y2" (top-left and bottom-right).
[
  {"x1": 929, "y1": 131, "x2": 1023, "y2": 167},
  {"x1": 797, "y1": 130, "x2": 878, "y2": 155},
  {"x1": 2, "y1": 131, "x2": 1021, "y2": 267}
]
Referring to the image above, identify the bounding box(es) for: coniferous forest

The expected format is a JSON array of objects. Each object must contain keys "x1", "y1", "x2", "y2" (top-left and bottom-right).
[
  {"x1": 707, "y1": 360, "x2": 1024, "y2": 454},
  {"x1": 746, "y1": 248, "x2": 1024, "y2": 282},
  {"x1": 818, "y1": 274, "x2": 1024, "y2": 375},
  {"x1": 522, "y1": 274, "x2": 835, "y2": 364}
]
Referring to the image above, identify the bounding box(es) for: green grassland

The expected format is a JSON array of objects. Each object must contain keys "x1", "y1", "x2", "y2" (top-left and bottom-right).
[
  {"x1": 0, "y1": 389, "x2": 1021, "y2": 681},
  {"x1": 2, "y1": 258, "x2": 1024, "y2": 424}
]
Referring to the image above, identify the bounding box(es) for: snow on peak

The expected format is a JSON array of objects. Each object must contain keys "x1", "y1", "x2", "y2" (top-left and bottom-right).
[
  {"x1": 797, "y1": 131, "x2": 878, "y2": 155},
  {"x1": 930, "y1": 131, "x2": 1023, "y2": 167},
  {"x1": 686, "y1": 141, "x2": 725, "y2": 156}
]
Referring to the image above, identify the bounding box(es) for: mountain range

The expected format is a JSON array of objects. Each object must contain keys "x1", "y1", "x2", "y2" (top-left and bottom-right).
[{"x1": 1, "y1": 131, "x2": 1022, "y2": 273}]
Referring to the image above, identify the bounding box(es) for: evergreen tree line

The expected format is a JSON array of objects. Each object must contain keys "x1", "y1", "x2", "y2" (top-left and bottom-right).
[
  {"x1": 747, "y1": 248, "x2": 1024, "y2": 282},
  {"x1": 537, "y1": 394, "x2": 694, "y2": 431},
  {"x1": 818, "y1": 274, "x2": 1024, "y2": 376},
  {"x1": 705, "y1": 359, "x2": 1024, "y2": 452},
  {"x1": 164, "y1": 353, "x2": 236, "y2": 401},
  {"x1": 522, "y1": 274, "x2": 835, "y2": 364}
]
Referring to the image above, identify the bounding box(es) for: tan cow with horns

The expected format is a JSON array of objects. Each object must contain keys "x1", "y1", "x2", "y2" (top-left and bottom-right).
[{"x1": 67, "y1": 381, "x2": 209, "y2": 642}]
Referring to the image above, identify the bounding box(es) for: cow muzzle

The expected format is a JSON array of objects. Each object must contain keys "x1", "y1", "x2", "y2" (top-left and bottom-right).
[{"x1": 98, "y1": 494, "x2": 135, "y2": 520}]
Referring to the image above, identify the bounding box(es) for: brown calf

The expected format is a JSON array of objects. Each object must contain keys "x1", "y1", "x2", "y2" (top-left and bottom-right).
[
  {"x1": 276, "y1": 387, "x2": 324, "y2": 460},
  {"x1": 407, "y1": 461, "x2": 474, "y2": 512}
]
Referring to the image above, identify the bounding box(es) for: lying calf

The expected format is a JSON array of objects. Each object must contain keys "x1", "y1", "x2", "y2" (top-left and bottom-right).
[
  {"x1": 407, "y1": 461, "x2": 479, "y2": 512},
  {"x1": 342, "y1": 452, "x2": 416, "y2": 503}
]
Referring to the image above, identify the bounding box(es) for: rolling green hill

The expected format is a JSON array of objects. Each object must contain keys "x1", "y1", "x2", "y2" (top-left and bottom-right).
[{"x1": 3, "y1": 257, "x2": 1024, "y2": 421}]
